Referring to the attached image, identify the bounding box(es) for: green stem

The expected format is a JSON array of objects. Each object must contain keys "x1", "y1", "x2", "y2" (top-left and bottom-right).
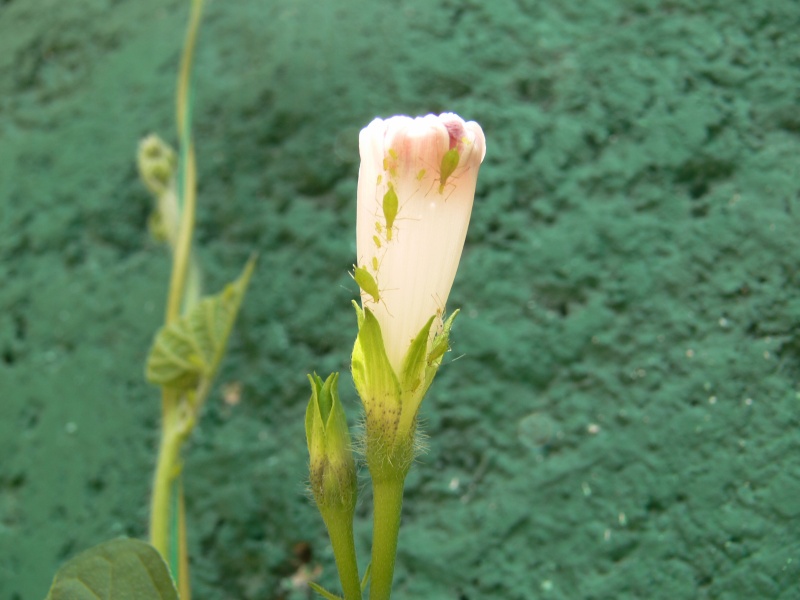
[
  {"x1": 149, "y1": 392, "x2": 184, "y2": 560},
  {"x1": 169, "y1": 477, "x2": 181, "y2": 577},
  {"x1": 322, "y1": 510, "x2": 362, "y2": 600},
  {"x1": 176, "y1": 0, "x2": 204, "y2": 144},
  {"x1": 165, "y1": 141, "x2": 197, "y2": 324},
  {"x1": 368, "y1": 477, "x2": 405, "y2": 600},
  {"x1": 166, "y1": 0, "x2": 203, "y2": 325},
  {"x1": 177, "y1": 480, "x2": 191, "y2": 600},
  {"x1": 150, "y1": 1, "x2": 204, "y2": 596}
]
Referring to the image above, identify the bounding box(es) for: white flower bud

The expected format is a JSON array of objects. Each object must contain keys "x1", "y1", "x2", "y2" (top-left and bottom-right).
[{"x1": 356, "y1": 113, "x2": 486, "y2": 373}]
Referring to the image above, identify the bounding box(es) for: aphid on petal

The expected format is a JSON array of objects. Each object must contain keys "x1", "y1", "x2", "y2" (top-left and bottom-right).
[
  {"x1": 382, "y1": 185, "x2": 399, "y2": 241},
  {"x1": 352, "y1": 265, "x2": 381, "y2": 303},
  {"x1": 438, "y1": 148, "x2": 460, "y2": 193}
]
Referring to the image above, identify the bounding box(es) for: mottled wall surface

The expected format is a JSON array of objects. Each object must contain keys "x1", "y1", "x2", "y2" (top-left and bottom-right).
[{"x1": 1, "y1": 0, "x2": 799, "y2": 599}]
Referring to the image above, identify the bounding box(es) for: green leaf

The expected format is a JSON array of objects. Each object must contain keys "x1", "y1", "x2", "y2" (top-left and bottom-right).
[
  {"x1": 45, "y1": 538, "x2": 178, "y2": 600},
  {"x1": 308, "y1": 581, "x2": 343, "y2": 600},
  {"x1": 146, "y1": 256, "x2": 256, "y2": 391}
]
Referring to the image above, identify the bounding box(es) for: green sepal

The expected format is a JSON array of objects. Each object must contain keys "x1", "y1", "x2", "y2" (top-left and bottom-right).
[
  {"x1": 399, "y1": 315, "x2": 435, "y2": 399},
  {"x1": 420, "y1": 309, "x2": 459, "y2": 403},
  {"x1": 305, "y1": 373, "x2": 325, "y2": 458},
  {"x1": 308, "y1": 582, "x2": 344, "y2": 600},
  {"x1": 45, "y1": 538, "x2": 178, "y2": 600},
  {"x1": 351, "y1": 303, "x2": 460, "y2": 473},
  {"x1": 306, "y1": 372, "x2": 348, "y2": 458},
  {"x1": 351, "y1": 307, "x2": 400, "y2": 416},
  {"x1": 349, "y1": 302, "x2": 365, "y2": 400},
  {"x1": 146, "y1": 255, "x2": 256, "y2": 392},
  {"x1": 360, "y1": 563, "x2": 372, "y2": 592},
  {"x1": 426, "y1": 309, "x2": 459, "y2": 378},
  {"x1": 351, "y1": 299, "x2": 364, "y2": 329},
  {"x1": 395, "y1": 310, "x2": 460, "y2": 442}
]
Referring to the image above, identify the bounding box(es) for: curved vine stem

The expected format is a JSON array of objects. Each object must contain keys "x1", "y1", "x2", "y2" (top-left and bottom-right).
[{"x1": 149, "y1": 2, "x2": 205, "y2": 599}]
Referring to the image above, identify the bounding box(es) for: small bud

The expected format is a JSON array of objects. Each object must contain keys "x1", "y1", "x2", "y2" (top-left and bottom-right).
[
  {"x1": 305, "y1": 373, "x2": 357, "y2": 511},
  {"x1": 137, "y1": 134, "x2": 177, "y2": 198},
  {"x1": 137, "y1": 134, "x2": 182, "y2": 247}
]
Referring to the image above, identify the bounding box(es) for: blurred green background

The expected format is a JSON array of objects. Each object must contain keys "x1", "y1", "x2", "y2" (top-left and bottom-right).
[{"x1": 2, "y1": 0, "x2": 800, "y2": 598}]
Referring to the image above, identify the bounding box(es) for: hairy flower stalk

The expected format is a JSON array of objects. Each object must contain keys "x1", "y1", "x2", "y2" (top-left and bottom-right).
[{"x1": 351, "y1": 113, "x2": 485, "y2": 600}]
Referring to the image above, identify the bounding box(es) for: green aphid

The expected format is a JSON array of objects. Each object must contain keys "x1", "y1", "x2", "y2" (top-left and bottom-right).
[
  {"x1": 383, "y1": 185, "x2": 398, "y2": 241},
  {"x1": 438, "y1": 148, "x2": 460, "y2": 193},
  {"x1": 353, "y1": 265, "x2": 381, "y2": 303},
  {"x1": 373, "y1": 234, "x2": 382, "y2": 249}
]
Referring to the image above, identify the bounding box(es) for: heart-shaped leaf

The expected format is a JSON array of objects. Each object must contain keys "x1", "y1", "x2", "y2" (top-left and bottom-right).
[
  {"x1": 45, "y1": 538, "x2": 178, "y2": 600},
  {"x1": 146, "y1": 256, "x2": 255, "y2": 391}
]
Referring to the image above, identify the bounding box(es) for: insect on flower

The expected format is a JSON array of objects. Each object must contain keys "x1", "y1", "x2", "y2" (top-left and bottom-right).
[
  {"x1": 352, "y1": 265, "x2": 381, "y2": 303},
  {"x1": 437, "y1": 148, "x2": 460, "y2": 194},
  {"x1": 382, "y1": 185, "x2": 399, "y2": 241}
]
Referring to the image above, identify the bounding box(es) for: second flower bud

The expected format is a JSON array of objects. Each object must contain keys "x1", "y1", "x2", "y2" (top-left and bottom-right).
[{"x1": 305, "y1": 372, "x2": 358, "y2": 514}]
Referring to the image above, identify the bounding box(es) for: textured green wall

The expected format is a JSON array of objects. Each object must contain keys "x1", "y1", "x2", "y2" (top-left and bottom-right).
[{"x1": 1, "y1": 1, "x2": 799, "y2": 598}]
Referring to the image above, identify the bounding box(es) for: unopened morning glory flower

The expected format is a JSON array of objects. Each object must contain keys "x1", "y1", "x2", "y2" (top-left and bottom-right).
[{"x1": 355, "y1": 113, "x2": 486, "y2": 375}]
